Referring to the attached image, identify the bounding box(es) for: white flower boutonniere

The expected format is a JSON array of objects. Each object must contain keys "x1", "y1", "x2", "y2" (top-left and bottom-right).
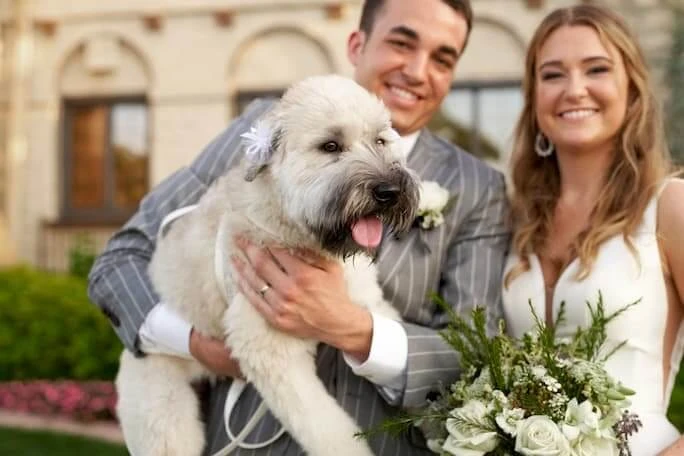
[{"x1": 416, "y1": 181, "x2": 452, "y2": 230}]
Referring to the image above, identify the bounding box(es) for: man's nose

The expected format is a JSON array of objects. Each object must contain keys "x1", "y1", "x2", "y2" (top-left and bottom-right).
[{"x1": 403, "y1": 52, "x2": 430, "y2": 84}]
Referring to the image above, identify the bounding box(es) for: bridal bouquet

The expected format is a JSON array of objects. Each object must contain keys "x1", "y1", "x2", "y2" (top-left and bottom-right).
[{"x1": 366, "y1": 295, "x2": 642, "y2": 456}]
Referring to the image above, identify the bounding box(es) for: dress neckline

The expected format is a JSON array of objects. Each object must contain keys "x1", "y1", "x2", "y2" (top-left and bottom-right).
[{"x1": 531, "y1": 252, "x2": 581, "y2": 322}]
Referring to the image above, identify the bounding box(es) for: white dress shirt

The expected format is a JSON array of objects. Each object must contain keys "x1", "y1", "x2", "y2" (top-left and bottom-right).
[{"x1": 139, "y1": 131, "x2": 420, "y2": 397}]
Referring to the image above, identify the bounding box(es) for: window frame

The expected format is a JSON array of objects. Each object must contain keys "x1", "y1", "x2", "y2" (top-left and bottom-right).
[
  {"x1": 60, "y1": 96, "x2": 149, "y2": 225},
  {"x1": 234, "y1": 89, "x2": 284, "y2": 117},
  {"x1": 444, "y1": 79, "x2": 522, "y2": 158}
]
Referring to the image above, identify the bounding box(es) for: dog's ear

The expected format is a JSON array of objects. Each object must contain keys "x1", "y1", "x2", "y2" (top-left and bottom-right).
[{"x1": 241, "y1": 118, "x2": 282, "y2": 182}]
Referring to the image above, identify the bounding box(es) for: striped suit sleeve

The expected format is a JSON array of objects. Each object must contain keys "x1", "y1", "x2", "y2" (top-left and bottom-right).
[
  {"x1": 87, "y1": 99, "x2": 273, "y2": 355},
  {"x1": 401, "y1": 170, "x2": 510, "y2": 408}
]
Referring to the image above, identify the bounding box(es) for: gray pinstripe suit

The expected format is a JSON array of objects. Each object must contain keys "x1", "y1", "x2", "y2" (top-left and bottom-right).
[{"x1": 88, "y1": 99, "x2": 510, "y2": 455}]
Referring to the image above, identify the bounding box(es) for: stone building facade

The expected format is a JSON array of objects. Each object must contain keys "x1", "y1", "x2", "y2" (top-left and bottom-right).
[{"x1": 0, "y1": 0, "x2": 675, "y2": 269}]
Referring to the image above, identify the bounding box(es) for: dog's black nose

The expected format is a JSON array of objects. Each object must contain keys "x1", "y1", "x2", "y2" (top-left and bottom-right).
[{"x1": 372, "y1": 183, "x2": 400, "y2": 206}]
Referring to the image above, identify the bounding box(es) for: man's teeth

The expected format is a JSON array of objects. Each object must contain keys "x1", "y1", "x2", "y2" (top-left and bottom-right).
[
  {"x1": 561, "y1": 109, "x2": 596, "y2": 120},
  {"x1": 390, "y1": 86, "x2": 418, "y2": 101}
]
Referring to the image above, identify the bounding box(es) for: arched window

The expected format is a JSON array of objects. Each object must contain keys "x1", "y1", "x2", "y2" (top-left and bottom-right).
[
  {"x1": 229, "y1": 27, "x2": 334, "y2": 116},
  {"x1": 59, "y1": 34, "x2": 150, "y2": 223},
  {"x1": 434, "y1": 19, "x2": 525, "y2": 166}
]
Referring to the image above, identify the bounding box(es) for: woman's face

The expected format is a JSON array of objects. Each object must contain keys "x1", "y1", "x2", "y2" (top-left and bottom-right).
[{"x1": 535, "y1": 25, "x2": 630, "y2": 156}]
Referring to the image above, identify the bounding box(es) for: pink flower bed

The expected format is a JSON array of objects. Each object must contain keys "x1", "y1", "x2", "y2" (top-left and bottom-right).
[{"x1": 0, "y1": 381, "x2": 117, "y2": 422}]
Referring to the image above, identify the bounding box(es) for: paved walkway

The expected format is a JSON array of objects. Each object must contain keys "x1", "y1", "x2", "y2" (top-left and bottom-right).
[{"x1": 0, "y1": 410, "x2": 124, "y2": 444}]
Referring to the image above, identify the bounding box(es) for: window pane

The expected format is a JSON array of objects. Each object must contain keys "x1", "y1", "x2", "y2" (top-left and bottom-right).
[
  {"x1": 112, "y1": 103, "x2": 148, "y2": 210},
  {"x1": 70, "y1": 105, "x2": 107, "y2": 209},
  {"x1": 429, "y1": 89, "x2": 474, "y2": 152},
  {"x1": 441, "y1": 89, "x2": 474, "y2": 129},
  {"x1": 479, "y1": 87, "x2": 524, "y2": 163}
]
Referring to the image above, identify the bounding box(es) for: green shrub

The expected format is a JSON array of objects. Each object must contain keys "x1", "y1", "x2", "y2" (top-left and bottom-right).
[
  {"x1": 68, "y1": 237, "x2": 97, "y2": 280},
  {"x1": 668, "y1": 365, "x2": 684, "y2": 432},
  {"x1": 0, "y1": 267, "x2": 122, "y2": 381}
]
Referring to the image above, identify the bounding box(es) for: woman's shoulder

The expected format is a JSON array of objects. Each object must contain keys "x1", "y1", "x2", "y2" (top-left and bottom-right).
[
  {"x1": 658, "y1": 178, "x2": 684, "y2": 223},
  {"x1": 658, "y1": 177, "x2": 684, "y2": 255}
]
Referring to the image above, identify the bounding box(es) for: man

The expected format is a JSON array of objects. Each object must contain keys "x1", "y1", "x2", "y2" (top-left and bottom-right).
[{"x1": 88, "y1": 0, "x2": 510, "y2": 454}]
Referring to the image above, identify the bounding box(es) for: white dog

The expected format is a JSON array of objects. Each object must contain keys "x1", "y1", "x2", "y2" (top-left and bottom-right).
[{"x1": 115, "y1": 75, "x2": 420, "y2": 456}]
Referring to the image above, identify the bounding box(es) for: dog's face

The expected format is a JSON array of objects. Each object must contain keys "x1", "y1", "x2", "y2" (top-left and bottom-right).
[{"x1": 245, "y1": 75, "x2": 420, "y2": 257}]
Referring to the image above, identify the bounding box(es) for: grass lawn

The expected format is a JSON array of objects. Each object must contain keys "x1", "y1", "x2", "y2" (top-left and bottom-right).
[{"x1": 0, "y1": 427, "x2": 128, "y2": 456}]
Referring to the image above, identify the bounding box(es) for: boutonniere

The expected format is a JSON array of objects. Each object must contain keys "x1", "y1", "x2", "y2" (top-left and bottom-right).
[{"x1": 415, "y1": 181, "x2": 453, "y2": 230}]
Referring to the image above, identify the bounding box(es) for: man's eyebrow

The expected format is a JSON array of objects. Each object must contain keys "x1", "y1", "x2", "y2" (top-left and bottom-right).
[
  {"x1": 388, "y1": 25, "x2": 460, "y2": 59},
  {"x1": 388, "y1": 25, "x2": 419, "y2": 40}
]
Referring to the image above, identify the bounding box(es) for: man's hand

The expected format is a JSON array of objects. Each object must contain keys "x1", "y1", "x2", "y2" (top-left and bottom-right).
[
  {"x1": 189, "y1": 328, "x2": 243, "y2": 379},
  {"x1": 231, "y1": 237, "x2": 373, "y2": 362}
]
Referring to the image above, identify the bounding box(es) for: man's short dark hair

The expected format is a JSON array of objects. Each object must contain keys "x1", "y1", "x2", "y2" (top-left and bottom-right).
[{"x1": 358, "y1": 0, "x2": 473, "y2": 38}]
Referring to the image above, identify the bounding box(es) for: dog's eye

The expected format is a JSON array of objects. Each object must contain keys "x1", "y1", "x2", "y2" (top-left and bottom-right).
[
  {"x1": 376, "y1": 138, "x2": 386, "y2": 146},
  {"x1": 320, "y1": 141, "x2": 341, "y2": 153}
]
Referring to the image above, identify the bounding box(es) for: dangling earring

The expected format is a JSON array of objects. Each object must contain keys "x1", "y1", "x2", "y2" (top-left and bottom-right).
[{"x1": 535, "y1": 132, "x2": 554, "y2": 157}]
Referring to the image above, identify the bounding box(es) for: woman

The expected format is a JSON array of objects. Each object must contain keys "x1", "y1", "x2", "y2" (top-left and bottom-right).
[{"x1": 502, "y1": 5, "x2": 684, "y2": 455}]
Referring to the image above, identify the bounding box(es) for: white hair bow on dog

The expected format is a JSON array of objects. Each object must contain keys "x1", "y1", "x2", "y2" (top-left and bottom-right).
[{"x1": 240, "y1": 121, "x2": 274, "y2": 165}]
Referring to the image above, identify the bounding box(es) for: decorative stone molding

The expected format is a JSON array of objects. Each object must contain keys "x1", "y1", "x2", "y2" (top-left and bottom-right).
[
  {"x1": 142, "y1": 15, "x2": 163, "y2": 32},
  {"x1": 84, "y1": 35, "x2": 121, "y2": 75},
  {"x1": 34, "y1": 20, "x2": 57, "y2": 37},
  {"x1": 325, "y1": 3, "x2": 345, "y2": 20},
  {"x1": 214, "y1": 10, "x2": 235, "y2": 28}
]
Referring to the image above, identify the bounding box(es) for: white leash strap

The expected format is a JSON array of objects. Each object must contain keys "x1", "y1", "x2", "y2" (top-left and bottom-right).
[
  {"x1": 158, "y1": 205, "x2": 199, "y2": 238},
  {"x1": 211, "y1": 214, "x2": 286, "y2": 456},
  {"x1": 210, "y1": 381, "x2": 285, "y2": 456}
]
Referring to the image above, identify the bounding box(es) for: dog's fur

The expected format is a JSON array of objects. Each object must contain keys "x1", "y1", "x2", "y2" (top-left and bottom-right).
[{"x1": 115, "y1": 75, "x2": 420, "y2": 456}]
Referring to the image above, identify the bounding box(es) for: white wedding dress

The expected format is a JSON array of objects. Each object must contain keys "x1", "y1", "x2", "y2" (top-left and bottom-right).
[{"x1": 502, "y1": 190, "x2": 683, "y2": 455}]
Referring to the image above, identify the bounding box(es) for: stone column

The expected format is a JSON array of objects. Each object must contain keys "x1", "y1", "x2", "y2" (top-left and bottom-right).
[{"x1": 1, "y1": 0, "x2": 31, "y2": 266}]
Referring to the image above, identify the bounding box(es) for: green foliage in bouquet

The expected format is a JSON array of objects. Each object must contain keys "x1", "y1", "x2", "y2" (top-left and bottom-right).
[
  {"x1": 0, "y1": 267, "x2": 122, "y2": 381},
  {"x1": 362, "y1": 293, "x2": 643, "y2": 456}
]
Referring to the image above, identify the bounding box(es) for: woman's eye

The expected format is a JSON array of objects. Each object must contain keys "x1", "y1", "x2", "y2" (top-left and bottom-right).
[
  {"x1": 588, "y1": 66, "x2": 610, "y2": 75},
  {"x1": 541, "y1": 72, "x2": 562, "y2": 81},
  {"x1": 321, "y1": 141, "x2": 341, "y2": 153}
]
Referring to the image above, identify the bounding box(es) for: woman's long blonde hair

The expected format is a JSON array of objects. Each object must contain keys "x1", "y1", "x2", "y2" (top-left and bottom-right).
[{"x1": 505, "y1": 4, "x2": 672, "y2": 287}]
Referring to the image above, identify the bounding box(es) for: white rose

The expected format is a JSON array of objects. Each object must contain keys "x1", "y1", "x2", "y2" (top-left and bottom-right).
[
  {"x1": 419, "y1": 181, "x2": 450, "y2": 212},
  {"x1": 442, "y1": 401, "x2": 499, "y2": 456},
  {"x1": 573, "y1": 435, "x2": 618, "y2": 456},
  {"x1": 515, "y1": 416, "x2": 571, "y2": 456}
]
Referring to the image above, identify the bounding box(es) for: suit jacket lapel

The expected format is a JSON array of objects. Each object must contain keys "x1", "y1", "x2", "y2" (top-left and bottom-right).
[{"x1": 376, "y1": 130, "x2": 448, "y2": 284}]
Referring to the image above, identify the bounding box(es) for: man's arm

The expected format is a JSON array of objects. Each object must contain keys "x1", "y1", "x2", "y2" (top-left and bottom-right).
[
  {"x1": 401, "y1": 170, "x2": 510, "y2": 408},
  {"x1": 87, "y1": 99, "x2": 273, "y2": 356}
]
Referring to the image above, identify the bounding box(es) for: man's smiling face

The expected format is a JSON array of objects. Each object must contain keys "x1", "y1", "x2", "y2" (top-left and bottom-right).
[{"x1": 347, "y1": 0, "x2": 469, "y2": 135}]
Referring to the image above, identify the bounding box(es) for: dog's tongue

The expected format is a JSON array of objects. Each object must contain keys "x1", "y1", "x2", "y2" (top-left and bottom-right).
[{"x1": 351, "y1": 216, "x2": 383, "y2": 249}]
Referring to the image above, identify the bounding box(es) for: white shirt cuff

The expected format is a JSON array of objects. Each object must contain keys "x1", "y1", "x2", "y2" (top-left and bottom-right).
[
  {"x1": 343, "y1": 312, "x2": 408, "y2": 390},
  {"x1": 138, "y1": 303, "x2": 193, "y2": 359}
]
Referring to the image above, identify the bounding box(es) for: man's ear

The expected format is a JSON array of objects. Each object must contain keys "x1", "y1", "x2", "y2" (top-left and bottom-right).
[
  {"x1": 347, "y1": 30, "x2": 366, "y2": 67},
  {"x1": 243, "y1": 124, "x2": 282, "y2": 182}
]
